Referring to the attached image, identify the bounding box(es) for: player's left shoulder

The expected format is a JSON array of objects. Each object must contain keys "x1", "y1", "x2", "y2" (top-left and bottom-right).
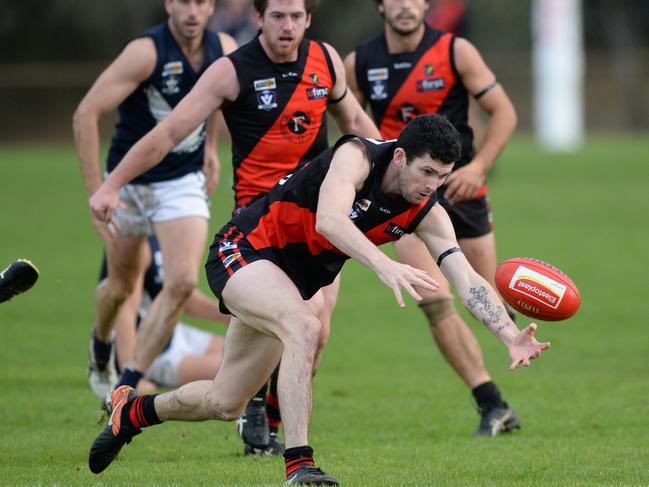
[{"x1": 217, "y1": 31, "x2": 238, "y2": 55}]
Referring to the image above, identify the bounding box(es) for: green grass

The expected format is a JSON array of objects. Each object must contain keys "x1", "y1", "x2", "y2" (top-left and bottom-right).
[{"x1": 1, "y1": 136, "x2": 648, "y2": 486}]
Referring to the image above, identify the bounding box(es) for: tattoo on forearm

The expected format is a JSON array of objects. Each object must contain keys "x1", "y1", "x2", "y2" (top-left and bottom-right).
[{"x1": 467, "y1": 286, "x2": 507, "y2": 335}]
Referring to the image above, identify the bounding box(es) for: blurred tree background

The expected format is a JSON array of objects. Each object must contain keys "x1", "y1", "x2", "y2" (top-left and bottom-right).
[{"x1": 0, "y1": 0, "x2": 648, "y2": 141}]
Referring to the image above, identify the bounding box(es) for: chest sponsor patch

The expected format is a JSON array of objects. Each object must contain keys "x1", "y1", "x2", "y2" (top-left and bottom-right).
[
  {"x1": 384, "y1": 223, "x2": 405, "y2": 239},
  {"x1": 423, "y1": 64, "x2": 435, "y2": 76},
  {"x1": 349, "y1": 198, "x2": 372, "y2": 220},
  {"x1": 394, "y1": 62, "x2": 412, "y2": 70},
  {"x1": 254, "y1": 78, "x2": 277, "y2": 91},
  {"x1": 368, "y1": 67, "x2": 389, "y2": 82},
  {"x1": 306, "y1": 86, "x2": 329, "y2": 100},
  {"x1": 162, "y1": 61, "x2": 183, "y2": 76},
  {"x1": 416, "y1": 78, "x2": 445, "y2": 92}
]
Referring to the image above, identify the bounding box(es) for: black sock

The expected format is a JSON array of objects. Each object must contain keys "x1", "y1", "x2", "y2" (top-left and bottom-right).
[
  {"x1": 122, "y1": 394, "x2": 162, "y2": 430},
  {"x1": 284, "y1": 445, "x2": 314, "y2": 476},
  {"x1": 92, "y1": 328, "x2": 112, "y2": 370},
  {"x1": 117, "y1": 367, "x2": 144, "y2": 388},
  {"x1": 472, "y1": 381, "x2": 506, "y2": 410}
]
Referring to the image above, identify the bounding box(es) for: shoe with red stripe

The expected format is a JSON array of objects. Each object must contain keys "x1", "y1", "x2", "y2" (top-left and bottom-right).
[
  {"x1": 285, "y1": 465, "x2": 339, "y2": 486},
  {"x1": 88, "y1": 385, "x2": 140, "y2": 473}
]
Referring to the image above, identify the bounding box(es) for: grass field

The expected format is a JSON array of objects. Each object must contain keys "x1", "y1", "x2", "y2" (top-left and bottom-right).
[{"x1": 1, "y1": 136, "x2": 648, "y2": 486}]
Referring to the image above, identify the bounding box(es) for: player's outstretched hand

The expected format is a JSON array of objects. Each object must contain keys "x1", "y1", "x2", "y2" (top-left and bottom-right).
[
  {"x1": 376, "y1": 259, "x2": 439, "y2": 308},
  {"x1": 508, "y1": 323, "x2": 551, "y2": 370}
]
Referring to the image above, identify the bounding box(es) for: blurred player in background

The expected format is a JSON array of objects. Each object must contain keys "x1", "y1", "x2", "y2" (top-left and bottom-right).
[
  {"x1": 345, "y1": 0, "x2": 519, "y2": 436},
  {"x1": 0, "y1": 259, "x2": 39, "y2": 303},
  {"x1": 73, "y1": 0, "x2": 236, "y2": 403},
  {"x1": 89, "y1": 236, "x2": 227, "y2": 397}
]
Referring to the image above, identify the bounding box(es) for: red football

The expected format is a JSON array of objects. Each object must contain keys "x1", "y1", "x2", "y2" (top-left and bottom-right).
[{"x1": 495, "y1": 257, "x2": 581, "y2": 321}]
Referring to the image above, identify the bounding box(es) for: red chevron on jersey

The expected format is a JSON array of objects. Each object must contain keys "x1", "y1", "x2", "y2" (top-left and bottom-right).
[
  {"x1": 233, "y1": 42, "x2": 333, "y2": 207},
  {"x1": 379, "y1": 33, "x2": 455, "y2": 139}
]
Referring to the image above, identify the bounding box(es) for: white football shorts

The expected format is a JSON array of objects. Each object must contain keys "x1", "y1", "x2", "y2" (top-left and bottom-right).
[
  {"x1": 144, "y1": 322, "x2": 213, "y2": 387},
  {"x1": 115, "y1": 171, "x2": 209, "y2": 236}
]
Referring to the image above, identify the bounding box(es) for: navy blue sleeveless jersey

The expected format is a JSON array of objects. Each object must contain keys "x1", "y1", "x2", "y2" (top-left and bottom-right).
[
  {"x1": 354, "y1": 26, "x2": 475, "y2": 168},
  {"x1": 206, "y1": 136, "x2": 437, "y2": 299},
  {"x1": 107, "y1": 22, "x2": 224, "y2": 184}
]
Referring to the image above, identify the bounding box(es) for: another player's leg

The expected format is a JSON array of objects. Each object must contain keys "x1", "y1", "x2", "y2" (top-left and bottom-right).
[
  {"x1": 459, "y1": 232, "x2": 521, "y2": 435},
  {"x1": 394, "y1": 234, "x2": 515, "y2": 436},
  {"x1": 0, "y1": 259, "x2": 39, "y2": 303},
  {"x1": 89, "y1": 315, "x2": 281, "y2": 474},
  {"x1": 116, "y1": 216, "x2": 207, "y2": 390},
  {"x1": 91, "y1": 235, "x2": 147, "y2": 400}
]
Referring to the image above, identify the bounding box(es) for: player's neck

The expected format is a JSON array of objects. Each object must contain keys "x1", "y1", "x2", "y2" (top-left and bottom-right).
[
  {"x1": 168, "y1": 20, "x2": 205, "y2": 70},
  {"x1": 384, "y1": 24, "x2": 426, "y2": 54}
]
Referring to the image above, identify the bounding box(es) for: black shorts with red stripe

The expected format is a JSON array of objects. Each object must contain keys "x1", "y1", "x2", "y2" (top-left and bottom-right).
[{"x1": 205, "y1": 223, "x2": 271, "y2": 315}]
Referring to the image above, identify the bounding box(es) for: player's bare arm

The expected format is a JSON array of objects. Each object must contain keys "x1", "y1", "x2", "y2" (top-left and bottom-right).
[
  {"x1": 415, "y1": 205, "x2": 550, "y2": 369},
  {"x1": 444, "y1": 38, "x2": 517, "y2": 203},
  {"x1": 202, "y1": 33, "x2": 238, "y2": 196},
  {"x1": 323, "y1": 44, "x2": 381, "y2": 139},
  {"x1": 74, "y1": 38, "x2": 157, "y2": 238},
  {"x1": 90, "y1": 56, "x2": 240, "y2": 225},
  {"x1": 343, "y1": 51, "x2": 368, "y2": 109},
  {"x1": 316, "y1": 140, "x2": 438, "y2": 307}
]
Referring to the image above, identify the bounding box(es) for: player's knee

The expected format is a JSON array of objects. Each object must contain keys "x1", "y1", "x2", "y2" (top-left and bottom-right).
[
  {"x1": 164, "y1": 275, "x2": 197, "y2": 302},
  {"x1": 284, "y1": 313, "x2": 320, "y2": 358},
  {"x1": 419, "y1": 293, "x2": 457, "y2": 326},
  {"x1": 99, "y1": 279, "x2": 133, "y2": 305},
  {"x1": 204, "y1": 392, "x2": 245, "y2": 421}
]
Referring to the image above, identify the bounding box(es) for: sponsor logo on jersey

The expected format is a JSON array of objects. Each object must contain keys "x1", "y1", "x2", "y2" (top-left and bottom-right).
[
  {"x1": 349, "y1": 198, "x2": 372, "y2": 220},
  {"x1": 384, "y1": 223, "x2": 405, "y2": 238},
  {"x1": 309, "y1": 73, "x2": 319, "y2": 84},
  {"x1": 162, "y1": 61, "x2": 183, "y2": 76},
  {"x1": 282, "y1": 71, "x2": 299, "y2": 78},
  {"x1": 254, "y1": 78, "x2": 277, "y2": 91},
  {"x1": 222, "y1": 252, "x2": 241, "y2": 268},
  {"x1": 416, "y1": 78, "x2": 445, "y2": 92},
  {"x1": 161, "y1": 61, "x2": 183, "y2": 95},
  {"x1": 394, "y1": 62, "x2": 412, "y2": 70},
  {"x1": 508, "y1": 265, "x2": 567, "y2": 309},
  {"x1": 306, "y1": 86, "x2": 329, "y2": 100},
  {"x1": 379, "y1": 207, "x2": 392, "y2": 214},
  {"x1": 368, "y1": 68, "x2": 389, "y2": 81},
  {"x1": 424, "y1": 64, "x2": 435, "y2": 76},
  {"x1": 219, "y1": 241, "x2": 238, "y2": 253},
  {"x1": 257, "y1": 90, "x2": 277, "y2": 110}
]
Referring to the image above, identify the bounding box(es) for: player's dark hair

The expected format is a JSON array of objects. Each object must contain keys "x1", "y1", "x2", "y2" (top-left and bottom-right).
[
  {"x1": 396, "y1": 114, "x2": 461, "y2": 165},
  {"x1": 254, "y1": 0, "x2": 320, "y2": 15}
]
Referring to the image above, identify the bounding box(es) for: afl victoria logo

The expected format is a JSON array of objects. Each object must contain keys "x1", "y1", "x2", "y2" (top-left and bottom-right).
[{"x1": 281, "y1": 111, "x2": 313, "y2": 143}]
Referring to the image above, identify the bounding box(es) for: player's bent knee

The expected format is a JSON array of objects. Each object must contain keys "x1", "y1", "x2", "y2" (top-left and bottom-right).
[
  {"x1": 419, "y1": 293, "x2": 457, "y2": 325},
  {"x1": 205, "y1": 393, "x2": 245, "y2": 421},
  {"x1": 283, "y1": 314, "x2": 320, "y2": 357},
  {"x1": 164, "y1": 276, "x2": 197, "y2": 301}
]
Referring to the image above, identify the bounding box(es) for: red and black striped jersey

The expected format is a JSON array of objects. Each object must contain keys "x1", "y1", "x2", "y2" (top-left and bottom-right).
[
  {"x1": 354, "y1": 26, "x2": 475, "y2": 169},
  {"x1": 225, "y1": 136, "x2": 437, "y2": 299},
  {"x1": 224, "y1": 36, "x2": 336, "y2": 207}
]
